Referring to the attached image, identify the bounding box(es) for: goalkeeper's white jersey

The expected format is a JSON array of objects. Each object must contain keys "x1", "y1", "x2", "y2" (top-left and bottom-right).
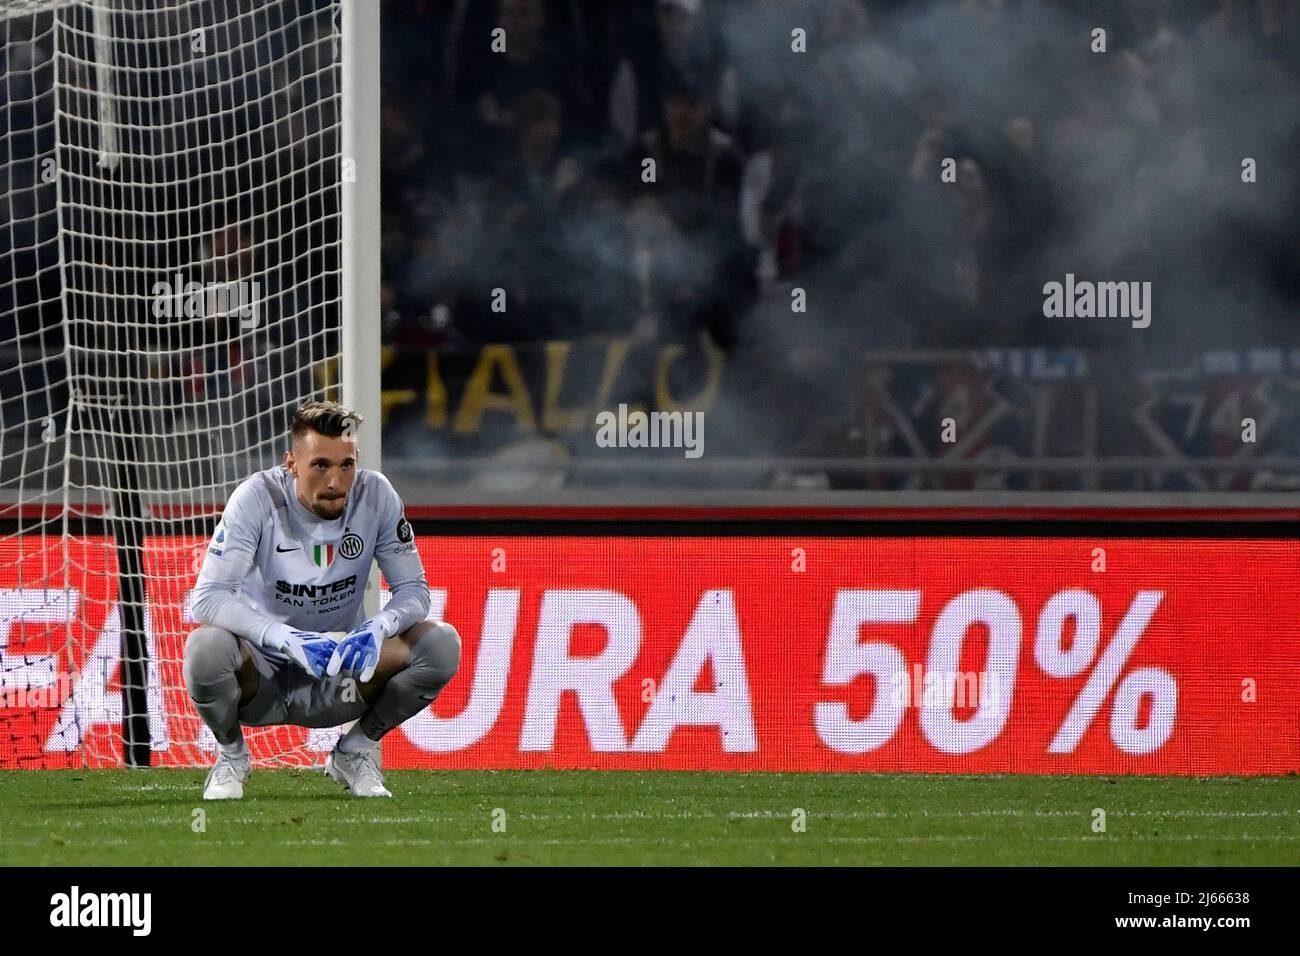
[{"x1": 192, "y1": 466, "x2": 426, "y2": 639}]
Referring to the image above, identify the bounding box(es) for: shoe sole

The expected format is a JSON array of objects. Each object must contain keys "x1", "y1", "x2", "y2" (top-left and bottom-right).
[{"x1": 202, "y1": 789, "x2": 244, "y2": 800}]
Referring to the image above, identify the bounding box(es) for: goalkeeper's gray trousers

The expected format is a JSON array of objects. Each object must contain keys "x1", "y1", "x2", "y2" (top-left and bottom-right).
[{"x1": 183, "y1": 622, "x2": 461, "y2": 747}]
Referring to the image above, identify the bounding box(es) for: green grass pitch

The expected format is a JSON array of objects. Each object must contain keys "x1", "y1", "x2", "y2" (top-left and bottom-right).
[{"x1": 2, "y1": 770, "x2": 1295, "y2": 865}]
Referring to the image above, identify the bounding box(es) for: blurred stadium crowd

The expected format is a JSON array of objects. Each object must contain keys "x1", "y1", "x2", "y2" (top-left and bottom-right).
[
  {"x1": 379, "y1": 0, "x2": 1300, "y2": 353},
  {"x1": 371, "y1": 0, "x2": 1300, "y2": 490},
  {"x1": 1, "y1": 0, "x2": 1298, "y2": 495}
]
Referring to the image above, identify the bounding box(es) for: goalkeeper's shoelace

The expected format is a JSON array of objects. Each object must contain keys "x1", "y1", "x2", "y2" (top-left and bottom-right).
[
  {"x1": 211, "y1": 754, "x2": 249, "y2": 785},
  {"x1": 349, "y1": 750, "x2": 385, "y2": 790}
]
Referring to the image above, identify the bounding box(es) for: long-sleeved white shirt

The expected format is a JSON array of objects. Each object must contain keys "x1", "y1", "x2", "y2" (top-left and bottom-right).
[{"x1": 191, "y1": 466, "x2": 429, "y2": 647}]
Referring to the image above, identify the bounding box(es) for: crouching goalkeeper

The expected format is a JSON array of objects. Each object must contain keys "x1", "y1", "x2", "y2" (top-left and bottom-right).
[{"x1": 184, "y1": 400, "x2": 460, "y2": 800}]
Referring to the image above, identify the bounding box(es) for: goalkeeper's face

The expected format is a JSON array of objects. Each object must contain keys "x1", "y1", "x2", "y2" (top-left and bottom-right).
[{"x1": 285, "y1": 430, "x2": 359, "y2": 520}]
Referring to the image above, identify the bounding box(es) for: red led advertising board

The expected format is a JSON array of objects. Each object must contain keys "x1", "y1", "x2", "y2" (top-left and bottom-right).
[{"x1": 1, "y1": 535, "x2": 1296, "y2": 774}]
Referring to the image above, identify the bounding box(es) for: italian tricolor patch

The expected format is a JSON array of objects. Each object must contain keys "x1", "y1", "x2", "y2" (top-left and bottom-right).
[{"x1": 312, "y1": 543, "x2": 335, "y2": 568}]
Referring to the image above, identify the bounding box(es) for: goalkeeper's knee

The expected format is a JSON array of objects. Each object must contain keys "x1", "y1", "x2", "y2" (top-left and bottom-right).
[
  {"x1": 183, "y1": 626, "x2": 242, "y2": 703},
  {"x1": 407, "y1": 621, "x2": 461, "y2": 694}
]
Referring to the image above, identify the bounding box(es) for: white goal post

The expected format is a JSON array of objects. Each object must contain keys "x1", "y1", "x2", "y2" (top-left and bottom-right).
[{"x1": 0, "y1": 0, "x2": 381, "y2": 768}]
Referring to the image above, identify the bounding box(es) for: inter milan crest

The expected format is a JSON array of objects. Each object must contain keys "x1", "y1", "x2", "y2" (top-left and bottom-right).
[{"x1": 340, "y1": 531, "x2": 364, "y2": 559}]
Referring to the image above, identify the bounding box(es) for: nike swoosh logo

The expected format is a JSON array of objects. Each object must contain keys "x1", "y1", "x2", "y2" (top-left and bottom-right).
[{"x1": 276, "y1": 544, "x2": 301, "y2": 553}]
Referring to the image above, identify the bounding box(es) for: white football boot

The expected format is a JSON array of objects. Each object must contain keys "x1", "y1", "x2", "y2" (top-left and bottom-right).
[
  {"x1": 202, "y1": 749, "x2": 252, "y2": 800},
  {"x1": 325, "y1": 745, "x2": 392, "y2": 798}
]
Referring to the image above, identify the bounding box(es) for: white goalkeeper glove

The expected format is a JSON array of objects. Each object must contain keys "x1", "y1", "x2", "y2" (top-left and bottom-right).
[
  {"x1": 262, "y1": 623, "x2": 338, "y2": 680},
  {"x1": 327, "y1": 610, "x2": 401, "y2": 683}
]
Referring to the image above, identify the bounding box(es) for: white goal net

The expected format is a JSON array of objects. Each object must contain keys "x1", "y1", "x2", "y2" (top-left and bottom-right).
[{"x1": 0, "y1": 0, "x2": 350, "y2": 768}]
